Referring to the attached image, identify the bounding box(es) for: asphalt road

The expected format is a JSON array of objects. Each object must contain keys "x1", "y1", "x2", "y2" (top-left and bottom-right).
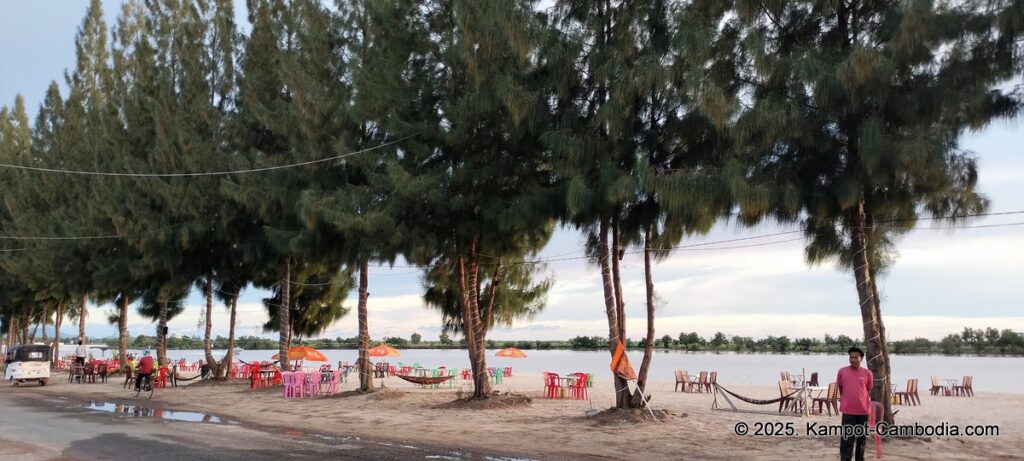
[{"x1": 0, "y1": 387, "x2": 529, "y2": 461}]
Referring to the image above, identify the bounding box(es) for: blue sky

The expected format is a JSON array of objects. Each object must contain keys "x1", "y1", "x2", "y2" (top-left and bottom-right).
[{"x1": 2, "y1": 1, "x2": 1022, "y2": 342}]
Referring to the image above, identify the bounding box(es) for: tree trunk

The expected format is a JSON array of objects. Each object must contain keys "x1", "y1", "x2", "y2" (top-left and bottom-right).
[
  {"x1": 598, "y1": 216, "x2": 626, "y2": 407},
  {"x1": 851, "y1": 199, "x2": 894, "y2": 424},
  {"x1": 203, "y1": 273, "x2": 220, "y2": 376},
  {"x1": 42, "y1": 306, "x2": 49, "y2": 343},
  {"x1": 458, "y1": 251, "x2": 490, "y2": 398},
  {"x1": 118, "y1": 294, "x2": 129, "y2": 366},
  {"x1": 632, "y1": 228, "x2": 656, "y2": 407},
  {"x1": 157, "y1": 301, "x2": 168, "y2": 367},
  {"x1": 483, "y1": 261, "x2": 502, "y2": 330},
  {"x1": 467, "y1": 243, "x2": 491, "y2": 398},
  {"x1": 357, "y1": 259, "x2": 374, "y2": 391},
  {"x1": 8, "y1": 317, "x2": 16, "y2": 348},
  {"x1": 222, "y1": 285, "x2": 240, "y2": 379},
  {"x1": 279, "y1": 256, "x2": 291, "y2": 371},
  {"x1": 52, "y1": 302, "x2": 63, "y2": 368},
  {"x1": 78, "y1": 296, "x2": 87, "y2": 344},
  {"x1": 598, "y1": 216, "x2": 630, "y2": 408},
  {"x1": 611, "y1": 217, "x2": 626, "y2": 348},
  {"x1": 29, "y1": 315, "x2": 38, "y2": 343}
]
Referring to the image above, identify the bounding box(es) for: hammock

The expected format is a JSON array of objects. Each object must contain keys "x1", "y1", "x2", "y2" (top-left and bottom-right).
[
  {"x1": 718, "y1": 384, "x2": 797, "y2": 405},
  {"x1": 395, "y1": 374, "x2": 453, "y2": 386}
]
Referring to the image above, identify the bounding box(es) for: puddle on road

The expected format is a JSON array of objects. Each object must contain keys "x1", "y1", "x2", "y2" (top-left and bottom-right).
[{"x1": 84, "y1": 401, "x2": 238, "y2": 424}]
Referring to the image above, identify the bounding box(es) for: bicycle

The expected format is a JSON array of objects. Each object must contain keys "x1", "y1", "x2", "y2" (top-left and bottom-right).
[{"x1": 134, "y1": 373, "x2": 154, "y2": 399}]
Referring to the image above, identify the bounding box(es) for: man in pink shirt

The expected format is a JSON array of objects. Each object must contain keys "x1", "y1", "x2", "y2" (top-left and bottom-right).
[{"x1": 837, "y1": 346, "x2": 873, "y2": 461}]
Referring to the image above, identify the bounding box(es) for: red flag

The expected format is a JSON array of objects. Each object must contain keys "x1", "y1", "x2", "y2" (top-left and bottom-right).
[{"x1": 609, "y1": 340, "x2": 637, "y2": 380}]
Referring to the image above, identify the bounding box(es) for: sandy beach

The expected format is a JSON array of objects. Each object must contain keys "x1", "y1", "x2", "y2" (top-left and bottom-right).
[{"x1": 8, "y1": 370, "x2": 1021, "y2": 460}]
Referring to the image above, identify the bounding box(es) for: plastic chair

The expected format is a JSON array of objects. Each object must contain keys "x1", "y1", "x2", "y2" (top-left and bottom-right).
[
  {"x1": 249, "y1": 362, "x2": 261, "y2": 389},
  {"x1": 83, "y1": 363, "x2": 95, "y2": 383},
  {"x1": 778, "y1": 381, "x2": 796, "y2": 413},
  {"x1": 543, "y1": 372, "x2": 563, "y2": 399},
  {"x1": 694, "y1": 371, "x2": 708, "y2": 393},
  {"x1": 303, "y1": 372, "x2": 319, "y2": 397},
  {"x1": 954, "y1": 376, "x2": 974, "y2": 397},
  {"x1": 325, "y1": 370, "x2": 341, "y2": 395},
  {"x1": 281, "y1": 372, "x2": 300, "y2": 398},
  {"x1": 153, "y1": 367, "x2": 169, "y2": 389},
  {"x1": 571, "y1": 373, "x2": 588, "y2": 400},
  {"x1": 503, "y1": 367, "x2": 512, "y2": 377},
  {"x1": 460, "y1": 368, "x2": 471, "y2": 380},
  {"x1": 674, "y1": 370, "x2": 688, "y2": 392},
  {"x1": 493, "y1": 367, "x2": 504, "y2": 384},
  {"x1": 813, "y1": 383, "x2": 839, "y2": 416},
  {"x1": 121, "y1": 366, "x2": 133, "y2": 389}
]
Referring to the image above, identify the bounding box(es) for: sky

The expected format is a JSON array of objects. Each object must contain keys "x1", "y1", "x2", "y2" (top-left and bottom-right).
[{"x1": 1, "y1": 1, "x2": 1022, "y2": 343}]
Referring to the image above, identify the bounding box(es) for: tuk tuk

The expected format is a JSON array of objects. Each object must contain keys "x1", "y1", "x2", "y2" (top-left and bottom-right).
[{"x1": 4, "y1": 344, "x2": 51, "y2": 386}]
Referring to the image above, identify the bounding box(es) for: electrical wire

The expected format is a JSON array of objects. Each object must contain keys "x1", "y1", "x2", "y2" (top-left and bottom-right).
[{"x1": 0, "y1": 134, "x2": 416, "y2": 177}]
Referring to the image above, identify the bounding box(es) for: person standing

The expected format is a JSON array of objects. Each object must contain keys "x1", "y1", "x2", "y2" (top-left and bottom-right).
[
  {"x1": 75, "y1": 341, "x2": 87, "y2": 366},
  {"x1": 837, "y1": 346, "x2": 874, "y2": 461}
]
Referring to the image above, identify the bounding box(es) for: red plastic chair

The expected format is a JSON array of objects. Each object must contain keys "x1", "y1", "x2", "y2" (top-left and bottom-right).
[
  {"x1": 571, "y1": 373, "x2": 588, "y2": 400},
  {"x1": 249, "y1": 362, "x2": 262, "y2": 389},
  {"x1": 460, "y1": 368, "x2": 471, "y2": 380},
  {"x1": 544, "y1": 372, "x2": 563, "y2": 399},
  {"x1": 503, "y1": 367, "x2": 512, "y2": 377},
  {"x1": 153, "y1": 367, "x2": 169, "y2": 388}
]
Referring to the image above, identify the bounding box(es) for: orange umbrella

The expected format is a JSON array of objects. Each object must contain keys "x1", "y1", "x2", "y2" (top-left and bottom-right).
[
  {"x1": 368, "y1": 344, "x2": 401, "y2": 357},
  {"x1": 271, "y1": 346, "x2": 328, "y2": 362},
  {"x1": 495, "y1": 347, "x2": 527, "y2": 358}
]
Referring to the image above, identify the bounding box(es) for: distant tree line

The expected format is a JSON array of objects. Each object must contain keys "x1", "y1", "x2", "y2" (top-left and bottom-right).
[{"x1": 44, "y1": 327, "x2": 1024, "y2": 356}]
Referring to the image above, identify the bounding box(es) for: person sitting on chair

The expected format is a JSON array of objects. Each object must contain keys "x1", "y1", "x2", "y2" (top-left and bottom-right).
[{"x1": 135, "y1": 350, "x2": 155, "y2": 391}]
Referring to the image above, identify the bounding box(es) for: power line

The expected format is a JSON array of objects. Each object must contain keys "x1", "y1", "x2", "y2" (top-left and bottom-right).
[{"x1": 0, "y1": 134, "x2": 416, "y2": 177}]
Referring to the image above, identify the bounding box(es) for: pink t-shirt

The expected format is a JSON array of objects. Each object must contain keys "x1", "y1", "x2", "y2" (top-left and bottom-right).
[{"x1": 837, "y1": 366, "x2": 873, "y2": 415}]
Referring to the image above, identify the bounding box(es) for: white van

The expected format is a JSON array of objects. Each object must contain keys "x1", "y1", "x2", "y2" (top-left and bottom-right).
[{"x1": 4, "y1": 344, "x2": 51, "y2": 386}]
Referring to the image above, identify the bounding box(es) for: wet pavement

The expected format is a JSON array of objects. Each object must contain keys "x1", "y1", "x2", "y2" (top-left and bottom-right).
[
  {"x1": 83, "y1": 400, "x2": 240, "y2": 424},
  {"x1": 0, "y1": 390, "x2": 545, "y2": 461}
]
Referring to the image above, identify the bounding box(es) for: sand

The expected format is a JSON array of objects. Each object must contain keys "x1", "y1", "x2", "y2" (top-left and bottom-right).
[{"x1": 12, "y1": 370, "x2": 1023, "y2": 460}]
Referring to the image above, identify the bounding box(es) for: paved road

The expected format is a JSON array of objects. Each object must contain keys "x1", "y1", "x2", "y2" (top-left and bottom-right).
[{"x1": 0, "y1": 389, "x2": 527, "y2": 461}]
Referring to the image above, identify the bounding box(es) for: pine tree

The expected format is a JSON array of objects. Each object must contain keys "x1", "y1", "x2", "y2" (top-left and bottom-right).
[
  {"x1": 225, "y1": 0, "x2": 353, "y2": 371},
  {"x1": 380, "y1": 0, "x2": 556, "y2": 398},
  {"x1": 680, "y1": 0, "x2": 1022, "y2": 422}
]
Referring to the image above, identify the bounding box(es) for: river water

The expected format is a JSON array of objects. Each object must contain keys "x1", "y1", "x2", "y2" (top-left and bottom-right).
[{"x1": 138, "y1": 348, "x2": 1024, "y2": 394}]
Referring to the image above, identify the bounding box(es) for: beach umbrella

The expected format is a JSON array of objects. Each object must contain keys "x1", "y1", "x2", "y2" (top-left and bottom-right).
[
  {"x1": 368, "y1": 344, "x2": 400, "y2": 357},
  {"x1": 271, "y1": 346, "x2": 328, "y2": 362},
  {"x1": 495, "y1": 347, "x2": 527, "y2": 358}
]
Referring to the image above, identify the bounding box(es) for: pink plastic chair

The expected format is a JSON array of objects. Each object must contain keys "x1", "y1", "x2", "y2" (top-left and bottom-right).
[
  {"x1": 303, "y1": 372, "x2": 319, "y2": 398},
  {"x1": 325, "y1": 370, "x2": 341, "y2": 395},
  {"x1": 281, "y1": 372, "x2": 301, "y2": 398},
  {"x1": 504, "y1": 367, "x2": 512, "y2": 377}
]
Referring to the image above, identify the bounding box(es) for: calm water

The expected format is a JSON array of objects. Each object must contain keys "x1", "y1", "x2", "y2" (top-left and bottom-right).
[{"x1": 143, "y1": 348, "x2": 1024, "y2": 394}]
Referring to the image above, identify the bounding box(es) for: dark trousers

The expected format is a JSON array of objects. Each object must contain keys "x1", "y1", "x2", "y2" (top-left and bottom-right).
[
  {"x1": 840, "y1": 413, "x2": 869, "y2": 461},
  {"x1": 135, "y1": 371, "x2": 152, "y2": 390}
]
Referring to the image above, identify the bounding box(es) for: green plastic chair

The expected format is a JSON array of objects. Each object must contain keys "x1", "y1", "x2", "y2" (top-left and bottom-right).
[
  {"x1": 587, "y1": 373, "x2": 594, "y2": 388},
  {"x1": 493, "y1": 367, "x2": 503, "y2": 384}
]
